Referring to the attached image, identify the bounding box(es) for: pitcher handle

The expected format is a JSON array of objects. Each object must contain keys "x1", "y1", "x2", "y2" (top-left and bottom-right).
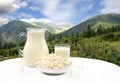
[{"x1": 17, "y1": 32, "x2": 26, "y2": 56}]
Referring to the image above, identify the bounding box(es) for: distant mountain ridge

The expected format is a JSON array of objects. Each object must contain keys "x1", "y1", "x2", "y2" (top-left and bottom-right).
[{"x1": 61, "y1": 13, "x2": 120, "y2": 35}]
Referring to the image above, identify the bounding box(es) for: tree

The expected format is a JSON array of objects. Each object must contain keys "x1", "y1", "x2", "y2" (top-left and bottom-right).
[
  {"x1": 59, "y1": 33, "x2": 62, "y2": 39},
  {"x1": 111, "y1": 25, "x2": 115, "y2": 32},
  {"x1": 85, "y1": 24, "x2": 95, "y2": 38},
  {"x1": 96, "y1": 25, "x2": 103, "y2": 35},
  {"x1": 65, "y1": 34, "x2": 68, "y2": 38},
  {"x1": 82, "y1": 30, "x2": 87, "y2": 38}
]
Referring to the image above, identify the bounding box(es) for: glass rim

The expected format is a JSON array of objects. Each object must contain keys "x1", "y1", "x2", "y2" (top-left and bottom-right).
[{"x1": 55, "y1": 44, "x2": 70, "y2": 47}]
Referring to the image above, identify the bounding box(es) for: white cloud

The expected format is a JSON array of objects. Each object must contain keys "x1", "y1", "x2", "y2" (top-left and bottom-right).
[
  {"x1": 0, "y1": 0, "x2": 20, "y2": 14},
  {"x1": 30, "y1": 6, "x2": 40, "y2": 12},
  {"x1": 0, "y1": 0, "x2": 28, "y2": 14},
  {"x1": 21, "y1": 1, "x2": 28, "y2": 8},
  {"x1": 45, "y1": 2, "x2": 74, "y2": 22},
  {"x1": 0, "y1": 18, "x2": 9, "y2": 26},
  {"x1": 0, "y1": 0, "x2": 93, "y2": 25},
  {"x1": 100, "y1": 0, "x2": 120, "y2": 14},
  {"x1": 30, "y1": 0, "x2": 93, "y2": 24}
]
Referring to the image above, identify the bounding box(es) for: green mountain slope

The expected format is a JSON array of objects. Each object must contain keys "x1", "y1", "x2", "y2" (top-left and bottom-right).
[{"x1": 61, "y1": 13, "x2": 120, "y2": 35}]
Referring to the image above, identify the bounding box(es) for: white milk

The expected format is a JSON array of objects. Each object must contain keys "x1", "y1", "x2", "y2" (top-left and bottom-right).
[
  {"x1": 23, "y1": 29, "x2": 49, "y2": 67},
  {"x1": 55, "y1": 46, "x2": 70, "y2": 60}
]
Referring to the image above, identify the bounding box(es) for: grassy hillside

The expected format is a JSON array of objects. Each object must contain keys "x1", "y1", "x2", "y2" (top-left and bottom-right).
[{"x1": 61, "y1": 13, "x2": 120, "y2": 36}]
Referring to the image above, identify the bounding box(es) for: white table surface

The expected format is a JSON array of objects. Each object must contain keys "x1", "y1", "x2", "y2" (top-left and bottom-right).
[{"x1": 0, "y1": 57, "x2": 120, "y2": 82}]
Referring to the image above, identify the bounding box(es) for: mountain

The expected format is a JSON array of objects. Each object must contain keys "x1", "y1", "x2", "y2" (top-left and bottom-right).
[
  {"x1": 61, "y1": 13, "x2": 120, "y2": 36},
  {"x1": 0, "y1": 20, "x2": 50, "y2": 44}
]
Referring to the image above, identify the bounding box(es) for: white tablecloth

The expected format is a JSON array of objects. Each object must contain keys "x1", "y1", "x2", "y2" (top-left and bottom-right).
[{"x1": 0, "y1": 57, "x2": 120, "y2": 82}]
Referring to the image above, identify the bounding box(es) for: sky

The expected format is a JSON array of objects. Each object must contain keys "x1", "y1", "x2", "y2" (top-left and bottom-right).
[{"x1": 0, "y1": 0, "x2": 120, "y2": 28}]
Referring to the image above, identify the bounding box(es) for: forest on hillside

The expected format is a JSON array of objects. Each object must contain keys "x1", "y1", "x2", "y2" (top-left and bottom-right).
[{"x1": 0, "y1": 25, "x2": 120, "y2": 66}]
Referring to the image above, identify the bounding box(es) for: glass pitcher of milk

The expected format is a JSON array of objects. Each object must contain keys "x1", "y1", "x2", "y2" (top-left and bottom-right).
[{"x1": 17, "y1": 28, "x2": 49, "y2": 67}]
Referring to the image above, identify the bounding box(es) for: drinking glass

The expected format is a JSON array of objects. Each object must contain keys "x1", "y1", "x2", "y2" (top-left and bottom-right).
[{"x1": 55, "y1": 44, "x2": 70, "y2": 60}]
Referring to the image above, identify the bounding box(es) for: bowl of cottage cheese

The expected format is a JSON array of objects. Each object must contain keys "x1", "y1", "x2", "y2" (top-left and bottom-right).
[{"x1": 36, "y1": 53, "x2": 72, "y2": 74}]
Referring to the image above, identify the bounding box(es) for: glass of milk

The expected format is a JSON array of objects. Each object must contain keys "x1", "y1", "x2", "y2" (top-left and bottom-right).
[{"x1": 55, "y1": 44, "x2": 70, "y2": 60}]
